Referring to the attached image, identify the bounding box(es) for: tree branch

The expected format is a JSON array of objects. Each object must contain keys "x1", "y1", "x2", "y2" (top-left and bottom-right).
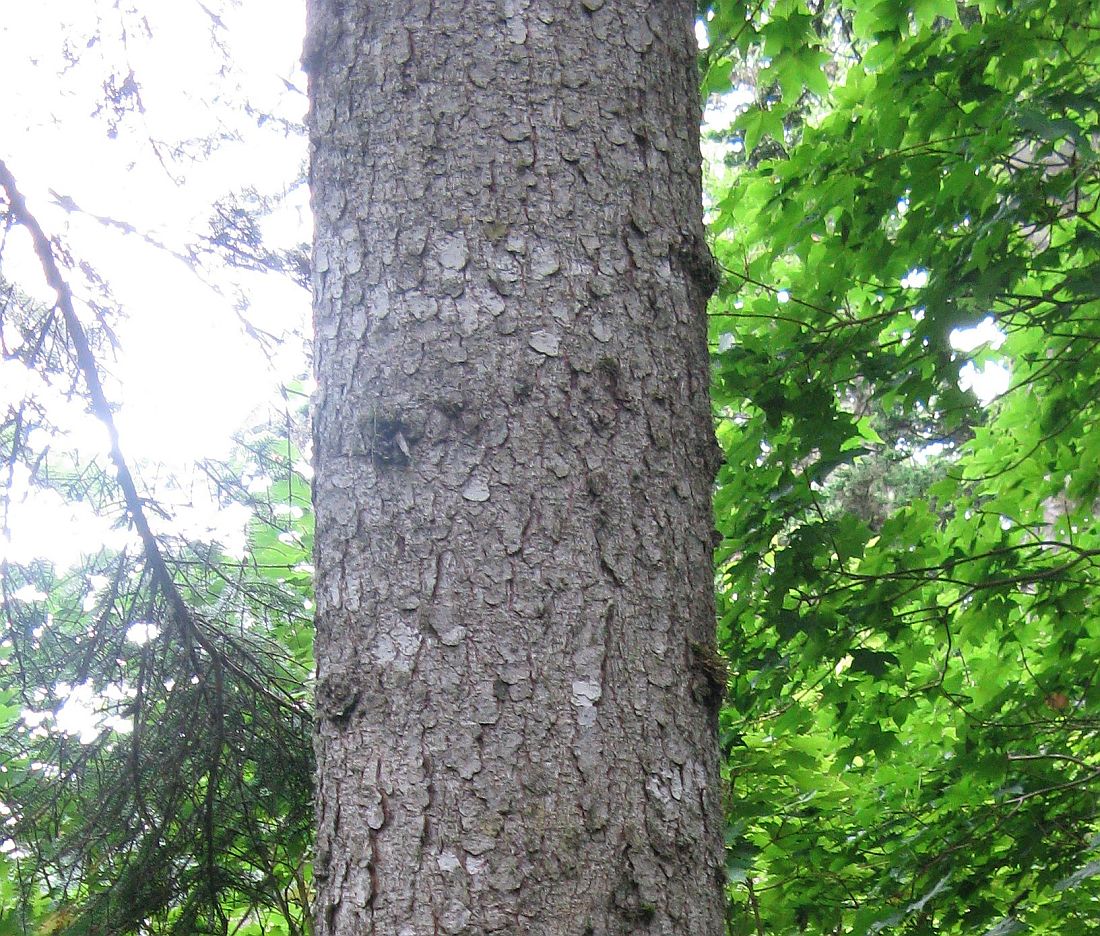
[{"x1": 0, "y1": 158, "x2": 304, "y2": 717}]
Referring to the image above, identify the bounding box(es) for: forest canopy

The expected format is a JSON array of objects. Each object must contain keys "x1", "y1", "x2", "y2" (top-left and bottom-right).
[{"x1": 1, "y1": 0, "x2": 1099, "y2": 933}]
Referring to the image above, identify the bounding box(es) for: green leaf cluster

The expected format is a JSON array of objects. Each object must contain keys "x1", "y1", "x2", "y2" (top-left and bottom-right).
[{"x1": 703, "y1": 0, "x2": 1100, "y2": 931}]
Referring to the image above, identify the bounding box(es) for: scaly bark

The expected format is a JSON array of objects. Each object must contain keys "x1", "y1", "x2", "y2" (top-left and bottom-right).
[{"x1": 308, "y1": 2, "x2": 724, "y2": 932}]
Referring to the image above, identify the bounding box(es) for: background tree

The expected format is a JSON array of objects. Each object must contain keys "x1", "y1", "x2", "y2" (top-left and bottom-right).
[
  {"x1": 0, "y1": 4, "x2": 316, "y2": 933},
  {"x1": 0, "y1": 162, "x2": 316, "y2": 933},
  {"x1": 305, "y1": 0, "x2": 726, "y2": 932}
]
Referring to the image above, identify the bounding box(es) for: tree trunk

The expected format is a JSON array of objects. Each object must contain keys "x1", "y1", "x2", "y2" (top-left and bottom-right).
[{"x1": 307, "y1": 2, "x2": 724, "y2": 933}]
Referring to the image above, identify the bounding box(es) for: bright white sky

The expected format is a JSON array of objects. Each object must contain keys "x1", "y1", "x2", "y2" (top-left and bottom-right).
[
  {"x1": 1, "y1": 0, "x2": 311, "y2": 566},
  {"x1": 1, "y1": 0, "x2": 311, "y2": 452}
]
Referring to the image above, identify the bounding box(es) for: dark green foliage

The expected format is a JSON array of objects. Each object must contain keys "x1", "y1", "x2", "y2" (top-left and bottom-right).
[
  {"x1": 0, "y1": 430, "x2": 315, "y2": 936},
  {"x1": 0, "y1": 263, "x2": 314, "y2": 934}
]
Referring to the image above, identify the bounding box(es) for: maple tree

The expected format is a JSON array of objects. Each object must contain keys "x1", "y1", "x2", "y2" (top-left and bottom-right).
[{"x1": 705, "y1": 0, "x2": 1100, "y2": 931}]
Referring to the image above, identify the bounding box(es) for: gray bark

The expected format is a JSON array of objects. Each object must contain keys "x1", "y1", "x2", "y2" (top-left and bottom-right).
[{"x1": 307, "y1": 1, "x2": 724, "y2": 933}]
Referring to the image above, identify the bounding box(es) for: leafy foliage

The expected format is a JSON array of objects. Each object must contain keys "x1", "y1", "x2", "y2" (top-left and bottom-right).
[{"x1": 702, "y1": 0, "x2": 1100, "y2": 931}]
